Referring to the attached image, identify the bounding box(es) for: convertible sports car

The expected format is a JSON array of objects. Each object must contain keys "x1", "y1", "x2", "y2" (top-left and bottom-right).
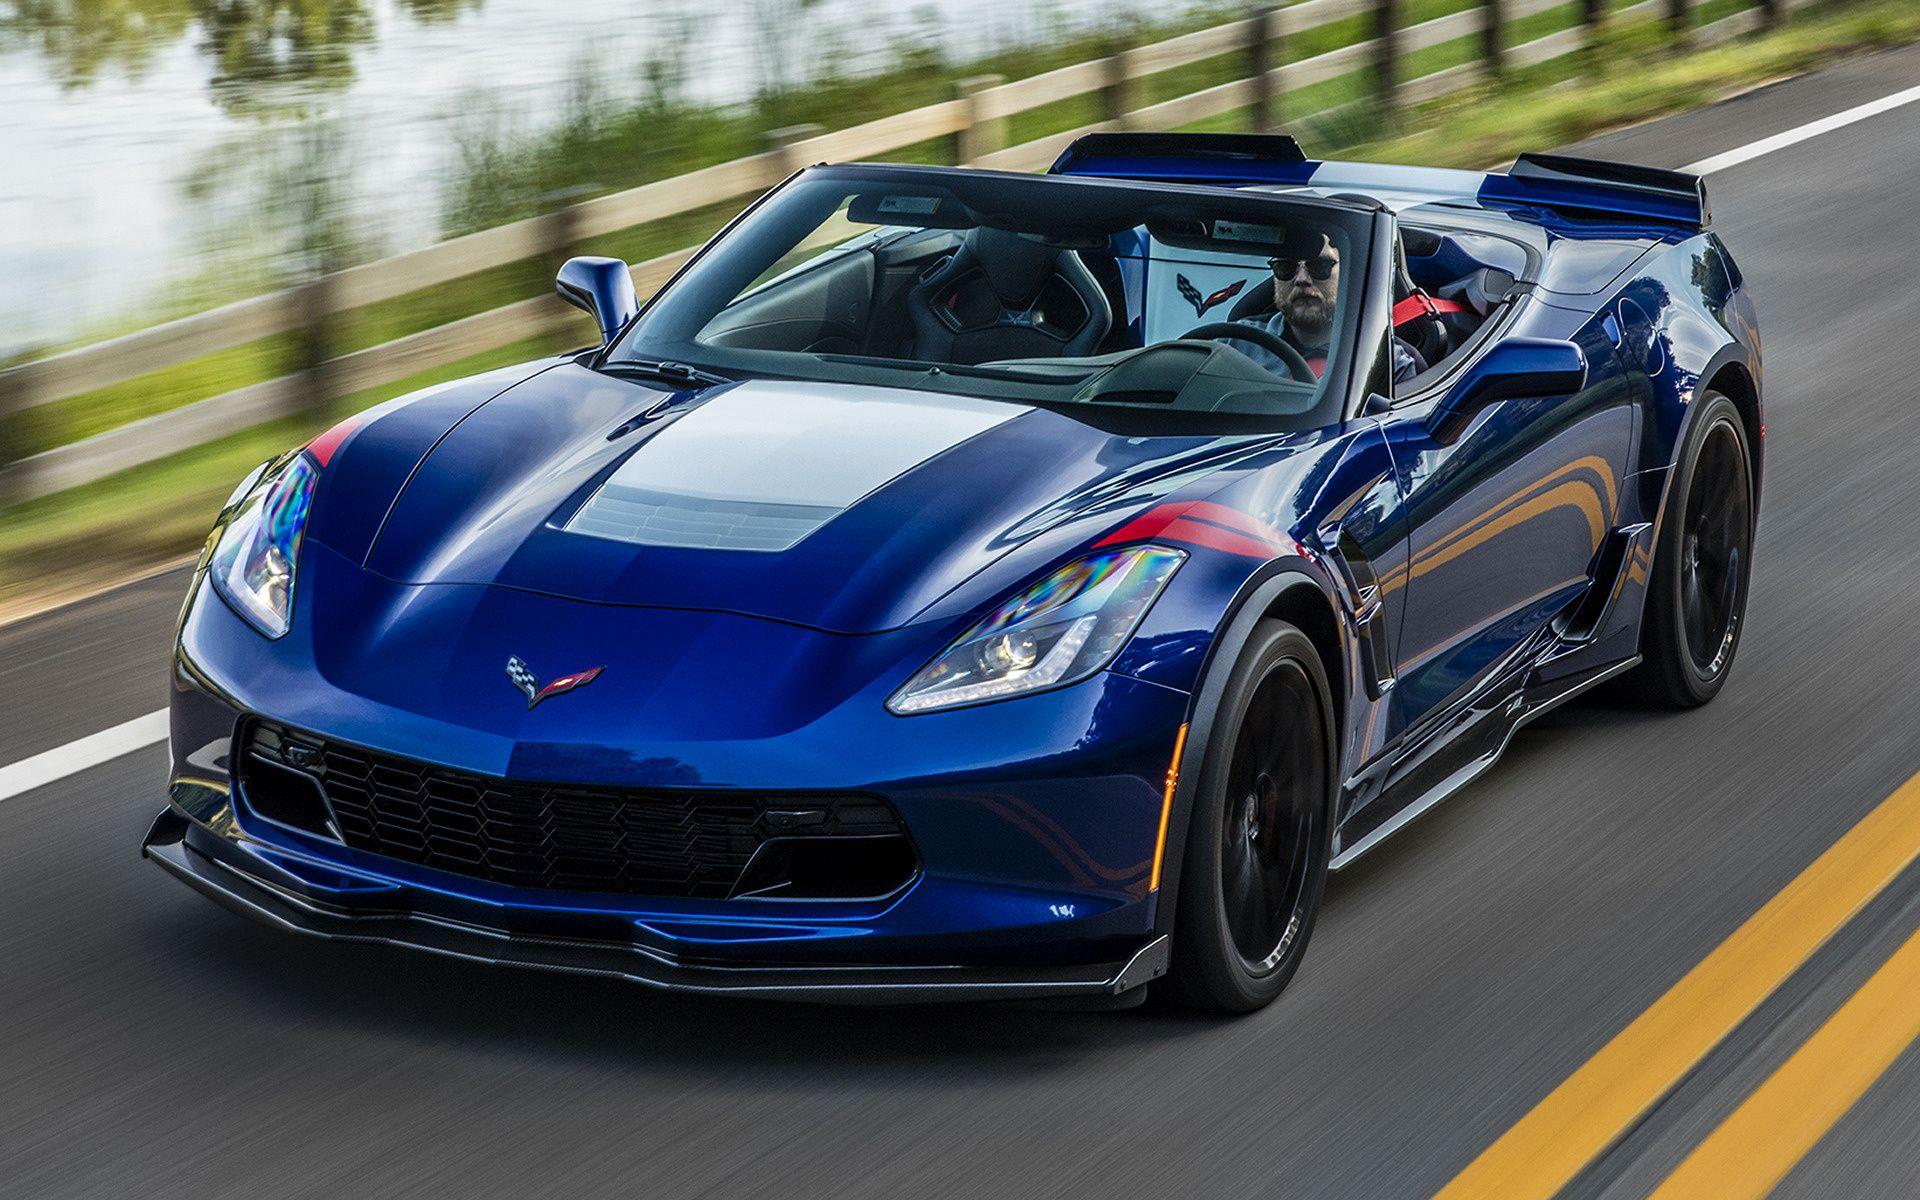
[{"x1": 145, "y1": 133, "x2": 1760, "y2": 1011}]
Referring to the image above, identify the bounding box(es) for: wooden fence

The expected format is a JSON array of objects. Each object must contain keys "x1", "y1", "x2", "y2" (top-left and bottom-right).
[{"x1": 0, "y1": 0, "x2": 1811, "y2": 504}]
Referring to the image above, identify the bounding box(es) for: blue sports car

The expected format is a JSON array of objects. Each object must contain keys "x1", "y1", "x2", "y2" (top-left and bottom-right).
[{"x1": 146, "y1": 133, "x2": 1761, "y2": 1011}]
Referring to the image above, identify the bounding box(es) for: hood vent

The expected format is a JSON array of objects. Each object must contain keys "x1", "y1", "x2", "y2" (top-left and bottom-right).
[{"x1": 567, "y1": 484, "x2": 840, "y2": 553}]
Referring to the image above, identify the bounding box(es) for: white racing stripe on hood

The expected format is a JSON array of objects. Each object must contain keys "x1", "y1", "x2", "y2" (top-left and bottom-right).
[{"x1": 566, "y1": 380, "x2": 1025, "y2": 552}]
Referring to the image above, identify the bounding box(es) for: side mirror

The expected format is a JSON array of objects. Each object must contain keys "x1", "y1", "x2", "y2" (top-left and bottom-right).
[
  {"x1": 555, "y1": 256, "x2": 639, "y2": 346},
  {"x1": 1427, "y1": 337, "x2": 1587, "y2": 445}
]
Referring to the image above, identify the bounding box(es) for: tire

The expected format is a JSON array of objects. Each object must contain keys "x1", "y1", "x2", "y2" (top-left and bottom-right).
[
  {"x1": 1627, "y1": 391, "x2": 1755, "y2": 708},
  {"x1": 1167, "y1": 620, "x2": 1336, "y2": 1013}
]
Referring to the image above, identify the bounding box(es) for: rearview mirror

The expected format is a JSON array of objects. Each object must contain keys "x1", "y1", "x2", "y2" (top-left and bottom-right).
[
  {"x1": 556, "y1": 256, "x2": 639, "y2": 346},
  {"x1": 1427, "y1": 338, "x2": 1588, "y2": 445}
]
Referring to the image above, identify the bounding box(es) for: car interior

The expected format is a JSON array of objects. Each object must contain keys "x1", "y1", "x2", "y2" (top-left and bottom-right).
[{"x1": 625, "y1": 173, "x2": 1531, "y2": 424}]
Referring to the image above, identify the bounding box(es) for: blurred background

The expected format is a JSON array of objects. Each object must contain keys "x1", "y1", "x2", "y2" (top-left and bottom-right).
[
  {"x1": 1, "y1": 0, "x2": 1914, "y2": 619},
  {"x1": 1, "y1": 0, "x2": 1187, "y2": 352}
]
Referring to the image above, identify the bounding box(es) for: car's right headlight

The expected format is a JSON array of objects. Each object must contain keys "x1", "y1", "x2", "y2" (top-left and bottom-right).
[
  {"x1": 888, "y1": 545, "x2": 1185, "y2": 714},
  {"x1": 207, "y1": 452, "x2": 317, "y2": 639}
]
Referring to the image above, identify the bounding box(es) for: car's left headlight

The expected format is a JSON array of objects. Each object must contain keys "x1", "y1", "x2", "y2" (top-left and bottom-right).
[
  {"x1": 208, "y1": 453, "x2": 317, "y2": 638},
  {"x1": 888, "y1": 545, "x2": 1185, "y2": 714}
]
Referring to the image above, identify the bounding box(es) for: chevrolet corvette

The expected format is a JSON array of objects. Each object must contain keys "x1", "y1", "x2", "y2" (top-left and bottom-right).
[{"x1": 145, "y1": 133, "x2": 1761, "y2": 1011}]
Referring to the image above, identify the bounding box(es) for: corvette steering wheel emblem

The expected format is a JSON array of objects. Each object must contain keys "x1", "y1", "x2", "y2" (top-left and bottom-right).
[{"x1": 506, "y1": 656, "x2": 605, "y2": 709}]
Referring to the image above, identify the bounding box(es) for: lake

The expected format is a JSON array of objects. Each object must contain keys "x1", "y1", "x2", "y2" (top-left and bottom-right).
[{"x1": 0, "y1": 0, "x2": 1177, "y2": 354}]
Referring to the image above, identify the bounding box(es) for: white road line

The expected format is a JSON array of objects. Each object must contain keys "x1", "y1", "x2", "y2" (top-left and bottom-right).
[
  {"x1": 8, "y1": 82, "x2": 1920, "y2": 803},
  {"x1": 0, "y1": 709, "x2": 168, "y2": 802},
  {"x1": 1686, "y1": 81, "x2": 1920, "y2": 175}
]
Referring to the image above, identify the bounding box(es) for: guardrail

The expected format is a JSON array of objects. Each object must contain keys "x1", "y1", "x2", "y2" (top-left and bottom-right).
[{"x1": 0, "y1": 0, "x2": 1805, "y2": 504}]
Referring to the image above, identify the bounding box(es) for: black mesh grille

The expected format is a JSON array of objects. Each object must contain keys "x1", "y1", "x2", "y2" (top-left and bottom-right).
[{"x1": 241, "y1": 723, "x2": 906, "y2": 900}]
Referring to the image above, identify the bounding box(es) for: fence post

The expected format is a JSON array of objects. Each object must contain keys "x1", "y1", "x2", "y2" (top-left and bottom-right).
[
  {"x1": 0, "y1": 366, "x2": 33, "y2": 508},
  {"x1": 1482, "y1": 0, "x2": 1506, "y2": 78},
  {"x1": 955, "y1": 75, "x2": 1006, "y2": 165},
  {"x1": 764, "y1": 124, "x2": 824, "y2": 183},
  {"x1": 1666, "y1": 0, "x2": 1692, "y2": 46},
  {"x1": 1373, "y1": 0, "x2": 1402, "y2": 126},
  {"x1": 1248, "y1": 8, "x2": 1283, "y2": 133},
  {"x1": 1583, "y1": 0, "x2": 1606, "y2": 55},
  {"x1": 1756, "y1": 0, "x2": 1781, "y2": 29},
  {"x1": 292, "y1": 275, "x2": 336, "y2": 423},
  {"x1": 1102, "y1": 41, "x2": 1138, "y2": 131},
  {"x1": 539, "y1": 191, "x2": 591, "y2": 349},
  {"x1": 540, "y1": 189, "x2": 590, "y2": 279}
]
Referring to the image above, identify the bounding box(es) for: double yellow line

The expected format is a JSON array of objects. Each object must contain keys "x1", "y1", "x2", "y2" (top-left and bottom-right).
[{"x1": 1434, "y1": 771, "x2": 1920, "y2": 1200}]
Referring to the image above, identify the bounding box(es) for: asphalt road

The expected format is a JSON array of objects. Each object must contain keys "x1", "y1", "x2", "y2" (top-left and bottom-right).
[{"x1": 8, "y1": 45, "x2": 1920, "y2": 1200}]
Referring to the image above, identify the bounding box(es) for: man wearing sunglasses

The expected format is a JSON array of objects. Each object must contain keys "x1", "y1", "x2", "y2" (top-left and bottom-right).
[{"x1": 1229, "y1": 235, "x2": 1427, "y2": 384}]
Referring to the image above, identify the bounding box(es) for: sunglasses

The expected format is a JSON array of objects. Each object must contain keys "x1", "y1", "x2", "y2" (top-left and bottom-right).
[{"x1": 1268, "y1": 255, "x2": 1339, "y2": 281}]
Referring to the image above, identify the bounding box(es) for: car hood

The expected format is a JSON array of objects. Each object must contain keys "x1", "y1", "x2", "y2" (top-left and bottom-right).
[{"x1": 357, "y1": 364, "x2": 1262, "y2": 633}]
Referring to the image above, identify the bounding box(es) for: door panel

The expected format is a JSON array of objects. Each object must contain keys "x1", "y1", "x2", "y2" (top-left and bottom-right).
[{"x1": 1381, "y1": 319, "x2": 1632, "y2": 740}]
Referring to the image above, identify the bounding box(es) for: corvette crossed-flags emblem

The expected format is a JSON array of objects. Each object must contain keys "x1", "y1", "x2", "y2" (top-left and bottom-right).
[
  {"x1": 1176, "y1": 273, "x2": 1248, "y2": 318},
  {"x1": 505, "y1": 656, "x2": 605, "y2": 709}
]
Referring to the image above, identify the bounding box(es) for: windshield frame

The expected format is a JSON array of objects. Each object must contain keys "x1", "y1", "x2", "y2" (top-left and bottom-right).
[{"x1": 604, "y1": 162, "x2": 1384, "y2": 431}]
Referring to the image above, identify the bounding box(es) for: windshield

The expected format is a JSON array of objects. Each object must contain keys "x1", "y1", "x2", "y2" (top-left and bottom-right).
[{"x1": 609, "y1": 165, "x2": 1373, "y2": 428}]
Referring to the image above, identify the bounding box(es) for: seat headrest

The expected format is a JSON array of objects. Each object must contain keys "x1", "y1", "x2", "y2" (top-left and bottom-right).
[
  {"x1": 1227, "y1": 278, "x2": 1275, "y2": 322},
  {"x1": 965, "y1": 226, "x2": 1058, "y2": 307}
]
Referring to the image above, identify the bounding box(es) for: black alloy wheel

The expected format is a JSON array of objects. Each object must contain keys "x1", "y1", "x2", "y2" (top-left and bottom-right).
[
  {"x1": 1630, "y1": 391, "x2": 1755, "y2": 707},
  {"x1": 1679, "y1": 419, "x2": 1751, "y2": 678},
  {"x1": 1169, "y1": 620, "x2": 1335, "y2": 1012}
]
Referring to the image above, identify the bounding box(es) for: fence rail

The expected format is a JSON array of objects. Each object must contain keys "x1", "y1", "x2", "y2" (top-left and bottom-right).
[{"x1": 0, "y1": 0, "x2": 1812, "y2": 504}]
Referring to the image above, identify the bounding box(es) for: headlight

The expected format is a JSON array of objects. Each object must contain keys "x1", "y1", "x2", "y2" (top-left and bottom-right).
[
  {"x1": 888, "y1": 546, "x2": 1185, "y2": 714},
  {"x1": 208, "y1": 453, "x2": 317, "y2": 638}
]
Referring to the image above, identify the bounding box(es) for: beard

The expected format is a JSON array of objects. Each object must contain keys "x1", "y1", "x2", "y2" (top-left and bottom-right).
[{"x1": 1284, "y1": 291, "x2": 1331, "y2": 341}]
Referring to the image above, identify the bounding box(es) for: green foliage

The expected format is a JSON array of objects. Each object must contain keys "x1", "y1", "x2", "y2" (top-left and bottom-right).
[
  {"x1": 437, "y1": 1, "x2": 1248, "y2": 238},
  {"x1": 3, "y1": 0, "x2": 384, "y2": 110}
]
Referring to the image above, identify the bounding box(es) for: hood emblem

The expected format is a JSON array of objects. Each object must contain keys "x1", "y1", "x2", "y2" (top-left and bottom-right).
[
  {"x1": 506, "y1": 656, "x2": 605, "y2": 709},
  {"x1": 1177, "y1": 274, "x2": 1247, "y2": 318}
]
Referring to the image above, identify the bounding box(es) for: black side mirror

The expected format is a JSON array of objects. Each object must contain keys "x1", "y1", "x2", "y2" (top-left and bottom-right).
[
  {"x1": 1427, "y1": 337, "x2": 1587, "y2": 445},
  {"x1": 556, "y1": 256, "x2": 639, "y2": 346}
]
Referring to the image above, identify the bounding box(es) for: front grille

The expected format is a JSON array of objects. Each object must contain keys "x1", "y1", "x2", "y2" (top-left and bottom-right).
[{"x1": 241, "y1": 723, "x2": 908, "y2": 900}]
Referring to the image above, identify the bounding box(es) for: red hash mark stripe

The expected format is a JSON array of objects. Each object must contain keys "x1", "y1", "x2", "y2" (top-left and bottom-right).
[
  {"x1": 1093, "y1": 501, "x2": 1293, "y2": 559},
  {"x1": 306, "y1": 413, "x2": 369, "y2": 468}
]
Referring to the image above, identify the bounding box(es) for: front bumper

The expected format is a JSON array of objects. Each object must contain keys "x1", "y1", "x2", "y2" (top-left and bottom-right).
[
  {"x1": 144, "y1": 807, "x2": 1169, "y2": 1004},
  {"x1": 157, "y1": 564, "x2": 1195, "y2": 1002}
]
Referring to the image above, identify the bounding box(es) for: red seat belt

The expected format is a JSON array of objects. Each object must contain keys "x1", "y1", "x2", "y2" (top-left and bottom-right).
[{"x1": 1392, "y1": 290, "x2": 1470, "y2": 327}]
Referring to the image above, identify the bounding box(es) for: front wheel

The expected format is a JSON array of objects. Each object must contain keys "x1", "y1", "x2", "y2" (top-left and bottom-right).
[
  {"x1": 1167, "y1": 620, "x2": 1335, "y2": 1013},
  {"x1": 1628, "y1": 391, "x2": 1755, "y2": 707}
]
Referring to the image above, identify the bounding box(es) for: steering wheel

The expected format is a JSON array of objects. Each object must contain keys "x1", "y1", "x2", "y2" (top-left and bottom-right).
[{"x1": 1183, "y1": 321, "x2": 1316, "y2": 383}]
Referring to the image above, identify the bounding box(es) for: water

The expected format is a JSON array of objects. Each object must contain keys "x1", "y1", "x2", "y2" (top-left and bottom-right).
[{"x1": 0, "y1": 0, "x2": 1173, "y2": 355}]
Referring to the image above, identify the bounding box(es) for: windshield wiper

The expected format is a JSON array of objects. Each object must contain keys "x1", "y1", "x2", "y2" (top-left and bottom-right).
[
  {"x1": 599, "y1": 357, "x2": 733, "y2": 389},
  {"x1": 813, "y1": 354, "x2": 1086, "y2": 384}
]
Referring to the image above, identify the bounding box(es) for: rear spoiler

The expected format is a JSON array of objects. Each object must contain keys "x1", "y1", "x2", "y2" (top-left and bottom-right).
[
  {"x1": 1048, "y1": 134, "x2": 1710, "y2": 230},
  {"x1": 1487, "y1": 152, "x2": 1710, "y2": 229}
]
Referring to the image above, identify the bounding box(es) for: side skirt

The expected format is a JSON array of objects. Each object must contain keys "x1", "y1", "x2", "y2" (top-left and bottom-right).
[{"x1": 1328, "y1": 653, "x2": 1641, "y2": 871}]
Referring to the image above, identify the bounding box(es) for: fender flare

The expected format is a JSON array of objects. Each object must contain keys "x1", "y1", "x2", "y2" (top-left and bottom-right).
[
  {"x1": 1644, "y1": 340, "x2": 1760, "y2": 553},
  {"x1": 1691, "y1": 340, "x2": 1764, "y2": 500},
  {"x1": 1150, "y1": 563, "x2": 1343, "y2": 936}
]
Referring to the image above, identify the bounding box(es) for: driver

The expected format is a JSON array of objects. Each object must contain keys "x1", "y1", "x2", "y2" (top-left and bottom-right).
[{"x1": 1231, "y1": 235, "x2": 1426, "y2": 384}]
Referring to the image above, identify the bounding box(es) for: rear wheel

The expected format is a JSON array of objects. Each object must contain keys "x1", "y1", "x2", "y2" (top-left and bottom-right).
[
  {"x1": 1628, "y1": 392, "x2": 1754, "y2": 707},
  {"x1": 1168, "y1": 620, "x2": 1335, "y2": 1013}
]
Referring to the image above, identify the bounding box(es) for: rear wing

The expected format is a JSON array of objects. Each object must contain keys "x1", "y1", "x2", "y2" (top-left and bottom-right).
[
  {"x1": 1048, "y1": 134, "x2": 1710, "y2": 230},
  {"x1": 1487, "y1": 152, "x2": 1709, "y2": 228}
]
